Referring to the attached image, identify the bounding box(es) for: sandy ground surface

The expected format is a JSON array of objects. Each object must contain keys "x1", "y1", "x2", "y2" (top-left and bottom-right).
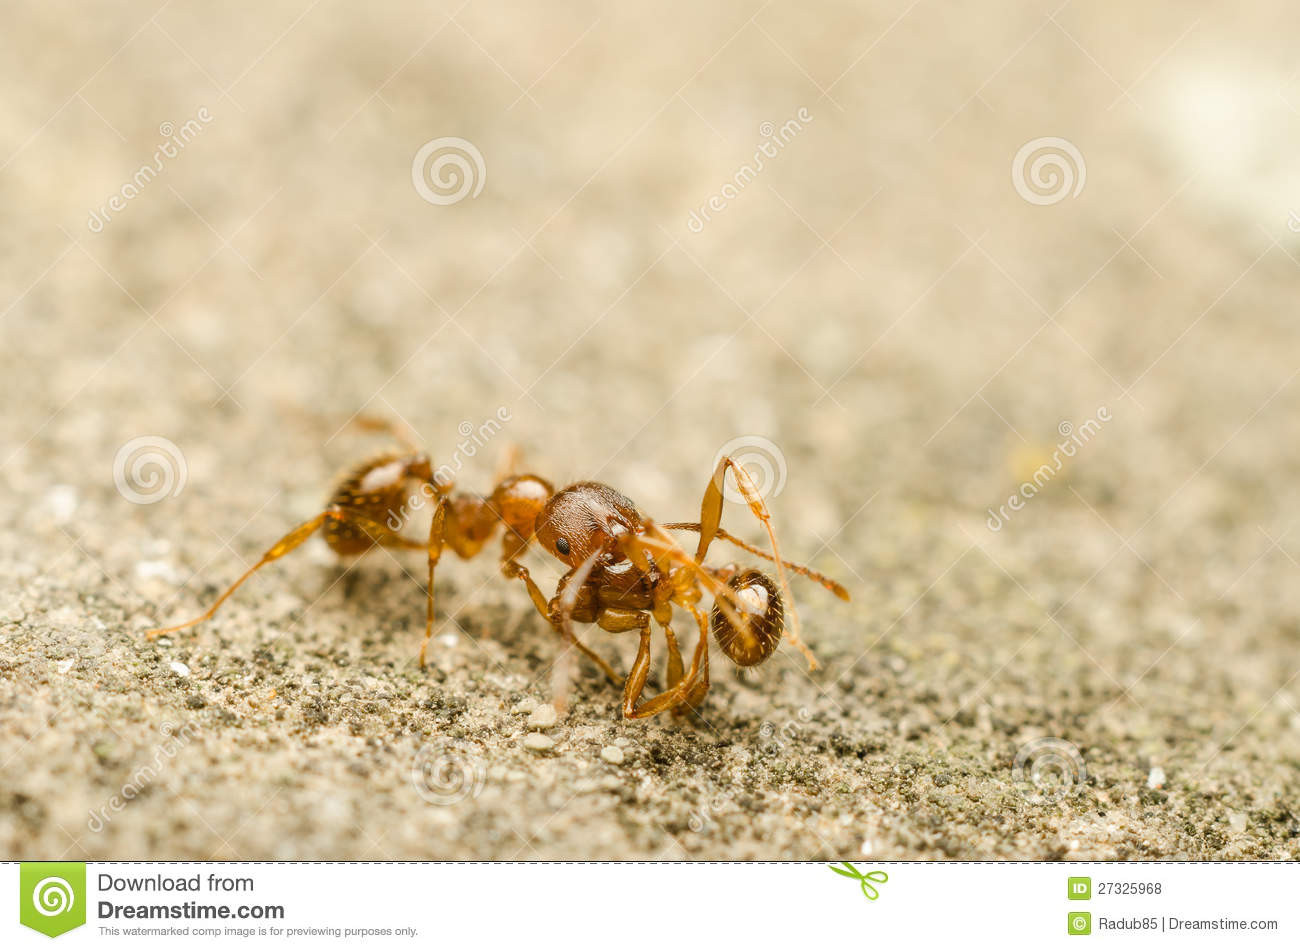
[{"x1": 3, "y1": 0, "x2": 1300, "y2": 860}]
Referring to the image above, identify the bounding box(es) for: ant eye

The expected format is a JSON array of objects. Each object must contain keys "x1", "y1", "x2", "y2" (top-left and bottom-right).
[{"x1": 555, "y1": 538, "x2": 570, "y2": 556}]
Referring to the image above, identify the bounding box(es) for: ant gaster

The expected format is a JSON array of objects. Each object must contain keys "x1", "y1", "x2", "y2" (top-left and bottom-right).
[{"x1": 147, "y1": 420, "x2": 849, "y2": 719}]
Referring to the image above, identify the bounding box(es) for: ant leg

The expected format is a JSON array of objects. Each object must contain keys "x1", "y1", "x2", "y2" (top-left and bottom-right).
[
  {"x1": 623, "y1": 609, "x2": 711, "y2": 719},
  {"x1": 146, "y1": 510, "x2": 334, "y2": 638},
  {"x1": 664, "y1": 625, "x2": 684, "y2": 692},
  {"x1": 492, "y1": 442, "x2": 521, "y2": 483},
  {"x1": 499, "y1": 555, "x2": 620, "y2": 684},
  {"x1": 675, "y1": 606, "x2": 712, "y2": 713},
  {"x1": 552, "y1": 550, "x2": 625, "y2": 687},
  {"x1": 621, "y1": 615, "x2": 653, "y2": 717},
  {"x1": 418, "y1": 494, "x2": 449, "y2": 668},
  {"x1": 547, "y1": 607, "x2": 634, "y2": 713},
  {"x1": 339, "y1": 510, "x2": 427, "y2": 551},
  {"x1": 313, "y1": 503, "x2": 441, "y2": 666},
  {"x1": 352, "y1": 414, "x2": 420, "y2": 451},
  {"x1": 610, "y1": 533, "x2": 683, "y2": 689},
  {"x1": 622, "y1": 527, "x2": 750, "y2": 636}
]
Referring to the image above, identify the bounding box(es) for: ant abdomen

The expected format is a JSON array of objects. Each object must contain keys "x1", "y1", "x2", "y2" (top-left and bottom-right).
[{"x1": 710, "y1": 568, "x2": 784, "y2": 666}]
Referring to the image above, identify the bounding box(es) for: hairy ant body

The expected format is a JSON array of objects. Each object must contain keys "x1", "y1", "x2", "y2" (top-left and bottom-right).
[{"x1": 147, "y1": 421, "x2": 849, "y2": 719}]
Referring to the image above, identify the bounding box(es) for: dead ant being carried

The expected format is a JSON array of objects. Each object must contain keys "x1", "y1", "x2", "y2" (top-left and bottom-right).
[{"x1": 146, "y1": 420, "x2": 849, "y2": 718}]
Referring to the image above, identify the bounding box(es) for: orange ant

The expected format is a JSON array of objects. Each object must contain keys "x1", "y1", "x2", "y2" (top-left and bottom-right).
[{"x1": 146, "y1": 420, "x2": 849, "y2": 719}]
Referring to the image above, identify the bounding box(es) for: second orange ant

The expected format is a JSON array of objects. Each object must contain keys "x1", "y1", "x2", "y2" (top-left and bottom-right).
[{"x1": 146, "y1": 420, "x2": 850, "y2": 719}]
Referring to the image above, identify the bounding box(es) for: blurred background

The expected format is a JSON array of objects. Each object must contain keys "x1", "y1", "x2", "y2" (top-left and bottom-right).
[{"x1": 2, "y1": 0, "x2": 1299, "y2": 859}]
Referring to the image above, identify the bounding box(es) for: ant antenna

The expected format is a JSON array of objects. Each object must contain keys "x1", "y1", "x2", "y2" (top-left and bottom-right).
[{"x1": 662, "y1": 522, "x2": 849, "y2": 600}]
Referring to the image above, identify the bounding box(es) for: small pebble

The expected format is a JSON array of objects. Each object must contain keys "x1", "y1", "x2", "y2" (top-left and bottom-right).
[
  {"x1": 1228, "y1": 812, "x2": 1248, "y2": 834},
  {"x1": 522, "y1": 733, "x2": 555, "y2": 753},
  {"x1": 600, "y1": 745, "x2": 625, "y2": 765},
  {"x1": 860, "y1": 838, "x2": 873, "y2": 856},
  {"x1": 528, "y1": 703, "x2": 559, "y2": 729},
  {"x1": 170, "y1": 661, "x2": 191, "y2": 677},
  {"x1": 1146, "y1": 766, "x2": 1165, "y2": 789},
  {"x1": 136, "y1": 559, "x2": 183, "y2": 584},
  {"x1": 512, "y1": 698, "x2": 538, "y2": 715},
  {"x1": 56, "y1": 658, "x2": 75, "y2": 674}
]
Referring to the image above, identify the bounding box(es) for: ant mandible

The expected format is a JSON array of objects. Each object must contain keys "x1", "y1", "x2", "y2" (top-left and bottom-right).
[{"x1": 146, "y1": 419, "x2": 850, "y2": 719}]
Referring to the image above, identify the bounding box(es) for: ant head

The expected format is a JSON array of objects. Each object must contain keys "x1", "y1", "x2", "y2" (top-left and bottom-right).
[
  {"x1": 535, "y1": 481, "x2": 642, "y2": 568},
  {"x1": 710, "y1": 568, "x2": 785, "y2": 666}
]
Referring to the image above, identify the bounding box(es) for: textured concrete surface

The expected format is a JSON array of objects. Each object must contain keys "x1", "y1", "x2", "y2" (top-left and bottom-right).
[{"x1": 3, "y1": 0, "x2": 1300, "y2": 859}]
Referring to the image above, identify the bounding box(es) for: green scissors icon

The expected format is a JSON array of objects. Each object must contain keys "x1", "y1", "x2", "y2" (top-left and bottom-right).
[{"x1": 828, "y1": 862, "x2": 888, "y2": 900}]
